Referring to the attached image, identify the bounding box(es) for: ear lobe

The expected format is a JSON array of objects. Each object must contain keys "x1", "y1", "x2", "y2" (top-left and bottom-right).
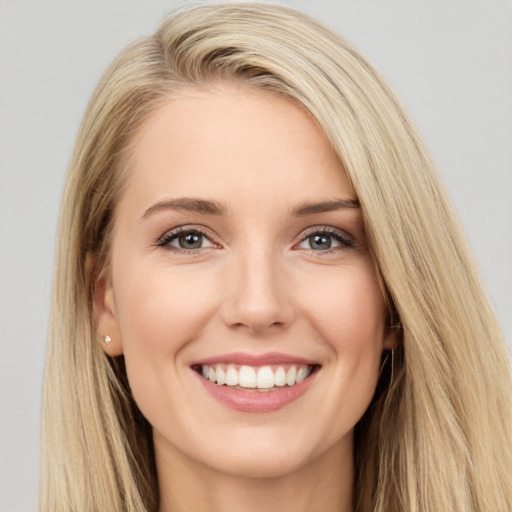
[
  {"x1": 87, "y1": 253, "x2": 123, "y2": 356},
  {"x1": 383, "y1": 328, "x2": 398, "y2": 351},
  {"x1": 382, "y1": 321, "x2": 401, "y2": 351}
]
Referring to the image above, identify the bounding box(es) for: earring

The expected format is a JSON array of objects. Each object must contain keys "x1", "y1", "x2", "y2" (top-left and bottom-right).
[{"x1": 103, "y1": 335, "x2": 112, "y2": 345}]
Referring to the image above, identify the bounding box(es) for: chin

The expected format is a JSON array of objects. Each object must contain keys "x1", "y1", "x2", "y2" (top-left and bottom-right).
[
  {"x1": 203, "y1": 447, "x2": 313, "y2": 479},
  {"x1": 181, "y1": 420, "x2": 350, "y2": 480}
]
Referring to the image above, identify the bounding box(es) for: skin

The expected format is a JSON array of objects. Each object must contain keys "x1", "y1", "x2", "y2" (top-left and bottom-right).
[{"x1": 95, "y1": 83, "x2": 395, "y2": 512}]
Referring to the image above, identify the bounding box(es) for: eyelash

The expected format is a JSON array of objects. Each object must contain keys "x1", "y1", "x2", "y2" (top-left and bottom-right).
[
  {"x1": 155, "y1": 225, "x2": 354, "y2": 254},
  {"x1": 156, "y1": 226, "x2": 216, "y2": 254},
  {"x1": 296, "y1": 226, "x2": 354, "y2": 252}
]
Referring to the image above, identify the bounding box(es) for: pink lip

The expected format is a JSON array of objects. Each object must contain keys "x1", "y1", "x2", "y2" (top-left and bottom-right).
[
  {"x1": 191, "y1": 352, "x2": 319, "y2": 413},
  {"x1": 196, "y1": 375, "x2": 316, "y2": 413},
  {"x1": 191, "y1": 351, "x2": 317, "y2": 367}
]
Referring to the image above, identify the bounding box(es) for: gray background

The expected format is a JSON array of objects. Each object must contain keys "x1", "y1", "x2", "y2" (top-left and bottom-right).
[{"x1": 1, "y1": 1, "x2": 511, "y2": 510}]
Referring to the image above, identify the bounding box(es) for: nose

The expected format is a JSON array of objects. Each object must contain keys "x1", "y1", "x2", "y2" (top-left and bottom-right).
[{"x1": 220, "y1": 246, "x2": 294, "y2": 334}]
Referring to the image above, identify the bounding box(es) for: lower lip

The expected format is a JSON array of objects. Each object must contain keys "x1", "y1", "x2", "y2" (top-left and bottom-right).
[{"x1": 194, "y1": 371, "x2": 317, "y2": 413}]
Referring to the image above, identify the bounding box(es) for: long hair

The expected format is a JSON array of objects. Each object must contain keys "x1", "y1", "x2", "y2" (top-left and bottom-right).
[{"x1": 40, "y1": 3, "x2": 512, "y2": 511}]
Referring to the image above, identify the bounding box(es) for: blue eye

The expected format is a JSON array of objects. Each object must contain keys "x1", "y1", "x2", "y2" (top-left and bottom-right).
[
  {"x1": 298, "y1": 229, "x2": 353, "y2": 251},
  {"x1": 158, "y1": 228, "x2": 216, "y2": 251}
]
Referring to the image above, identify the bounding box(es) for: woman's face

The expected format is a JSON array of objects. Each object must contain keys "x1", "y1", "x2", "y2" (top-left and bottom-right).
[{"x1": 97, "y1": 84, "x2": 394, "y2": 478}]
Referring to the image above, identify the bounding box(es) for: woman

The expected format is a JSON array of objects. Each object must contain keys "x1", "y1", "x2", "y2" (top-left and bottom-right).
[{"x1": 40, "y1": 3, "x2": 512, "y2": 511}]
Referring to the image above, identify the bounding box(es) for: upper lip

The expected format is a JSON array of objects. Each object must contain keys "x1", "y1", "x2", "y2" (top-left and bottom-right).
[{"x1": 190, "y1": 351, "x2": 319, "y2": 367}]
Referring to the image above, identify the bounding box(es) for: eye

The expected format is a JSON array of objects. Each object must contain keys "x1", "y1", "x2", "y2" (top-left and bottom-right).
[
  {"x1": 157, "y1": 227, "x2": 217, "y2": 252},
  {"x1": 297, "y1": 228, "x2": 353, "y2": 251}
]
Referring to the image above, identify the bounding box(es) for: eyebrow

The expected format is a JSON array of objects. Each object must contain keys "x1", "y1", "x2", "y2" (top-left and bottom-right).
[
  {"x1": 291, "y1": 198, "x2": 360, "y2": 216},
  {"x1": 142, "y1": 196, "x2": 360, "y2": 220},
  {"x1": 142, "y1": 198, "x2": 225, "y2": 219}
]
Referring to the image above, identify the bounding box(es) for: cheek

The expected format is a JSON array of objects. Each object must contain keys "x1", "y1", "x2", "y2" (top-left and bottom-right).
[
  {"x1": 332, "y1": 270, "x2": 386, "y2": 381},
  {"x1": 300, "y1": 263, "x2": 387, "y2": 417},
  {"x1": 111, "y1": 259, "x2": 219, "y2": 406},
  {"x1": 114, "y1": 258, "x2": 218, "y2": 345},
  {"x1": 302, "y1": 262, "x2": 387, "y2": 348}
]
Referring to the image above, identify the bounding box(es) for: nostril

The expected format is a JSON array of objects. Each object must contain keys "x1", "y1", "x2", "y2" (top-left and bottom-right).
[
  {"x1": 218, "y1": 264, "x2": 294, "y2": 332},
  {"x1": 230, "y1": 319, "x2": 287, "y2": 334}
]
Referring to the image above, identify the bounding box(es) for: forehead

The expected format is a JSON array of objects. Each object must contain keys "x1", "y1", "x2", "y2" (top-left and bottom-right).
[{"x1": 120, "y1": 83, "x2": 354, "y2": 215}]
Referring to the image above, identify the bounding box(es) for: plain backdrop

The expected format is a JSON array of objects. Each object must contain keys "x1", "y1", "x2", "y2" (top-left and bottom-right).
[{"x1": 1, "y1": 1, "x2": 511, "y2": 510}]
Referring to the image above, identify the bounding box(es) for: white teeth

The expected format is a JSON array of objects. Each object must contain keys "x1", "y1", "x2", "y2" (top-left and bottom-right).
[
  {"x1": 274, "y1": 366, "x2": 287, "y2": 387},
  {"x1": 256, "y1": 366, "x2": 274, "y2": 389},
  {"x1": 225, "y1": 365, "x2": 239, "y2": 386},
  {"x1": 239, "y1": 365, "x2": 257, "y2": 388},
  {"x1": 296, "y1": 366, "x2": 308, "y2": 383},
  {"x1": 199, "y1": 363, "x2": 314, "y2": 389},
  {"x1": 216, "y1": 365, "x2": 226, "y2": 385},
  {"x1": 286, "y1": 366, "x2": 297, "y2": 386}
]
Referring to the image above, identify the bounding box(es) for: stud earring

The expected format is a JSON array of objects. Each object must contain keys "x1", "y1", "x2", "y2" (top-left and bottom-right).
[{"x1": 103, "y1": 335, "x2": 112, "y2": 345}]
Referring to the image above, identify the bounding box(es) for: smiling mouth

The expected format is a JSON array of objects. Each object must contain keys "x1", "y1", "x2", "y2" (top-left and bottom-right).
[{"x1": 192, "y1": 363, "x2": 320, "y2": 392}]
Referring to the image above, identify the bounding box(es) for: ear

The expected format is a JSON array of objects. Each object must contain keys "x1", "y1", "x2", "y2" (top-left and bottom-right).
[
  {"x1": 382, "y1": 308, "x2": 401, "y2": 351},
  {"x1": 382, "y1": 294, "x2": 403, "y2": 350},
  {"x1": 383, "y1": 325, "x2": 400, "y2": 351},
  {"x1": 87, "y1": 253, "x2": 123, "y2": 356}
]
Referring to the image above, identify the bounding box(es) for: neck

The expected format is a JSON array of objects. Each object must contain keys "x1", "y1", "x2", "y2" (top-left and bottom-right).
[{"x1": 156, "y1": 433, "x2": 354, "y2": 512}]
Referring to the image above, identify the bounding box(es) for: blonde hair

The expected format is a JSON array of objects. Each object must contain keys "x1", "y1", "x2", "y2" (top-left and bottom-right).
[{"x1": 40, "y1": 3, "x2": 512, "y2": 511}]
